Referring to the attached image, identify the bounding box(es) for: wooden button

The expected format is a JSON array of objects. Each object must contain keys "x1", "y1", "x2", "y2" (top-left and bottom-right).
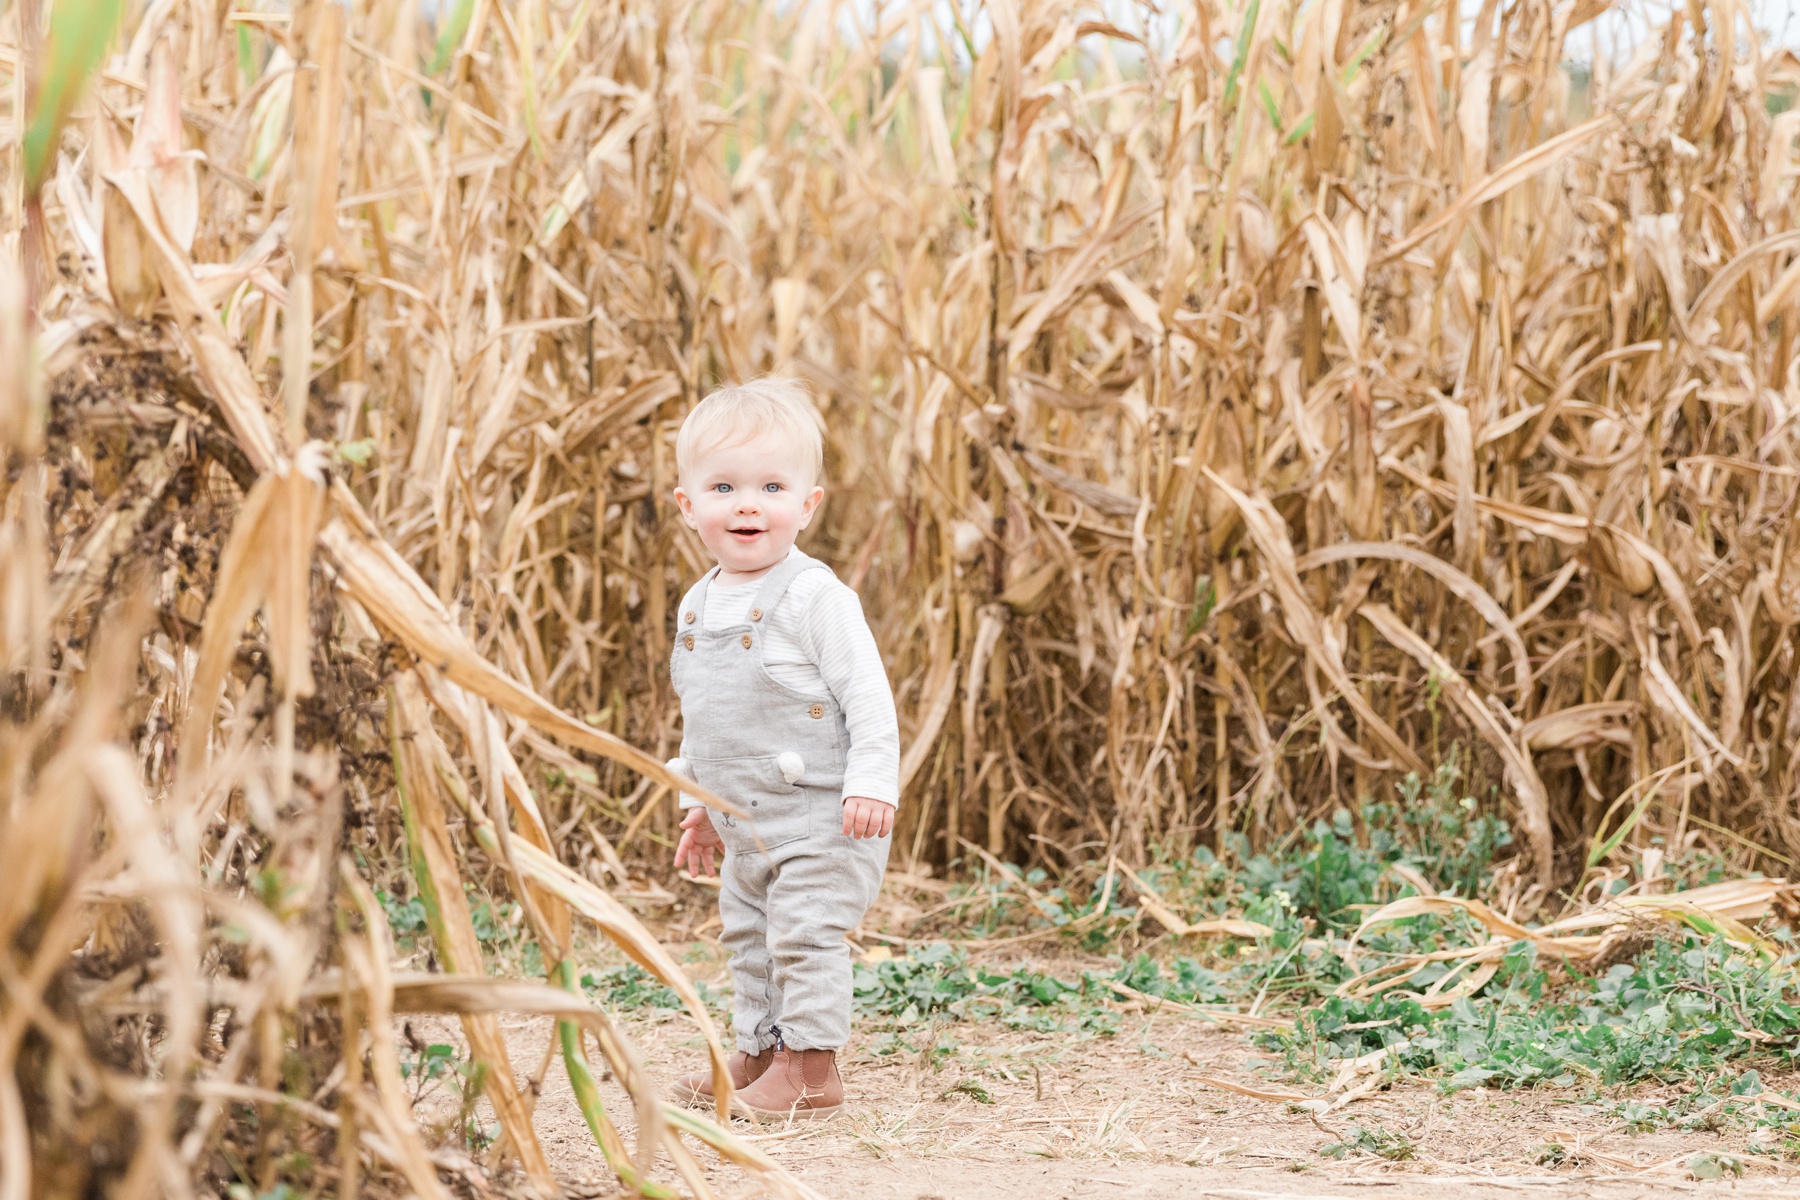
[
  {"x1": 750, "y1": 608, "x2": 763, "y2": 621},
  {"x1": 741, "y1": 634, "x2": 753, "y2": 649},
  {"x1": 809, "y1": 704, "x2": 825, "y2": 719},
  {"x1": 683, "y1": 635, "x2": 695, "y2": 650},
  {"x1": 684, "y1": 612, "x2": 695, "y2": 624}
]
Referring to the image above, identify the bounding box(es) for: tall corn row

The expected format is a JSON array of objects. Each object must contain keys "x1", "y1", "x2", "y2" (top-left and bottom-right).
[
  {"x1": 1, "y1": 0, "x2": 1798, "y2": 1191},
  {"x1": 852, "y1": 1, "x2": 1800, "y2": 896}
]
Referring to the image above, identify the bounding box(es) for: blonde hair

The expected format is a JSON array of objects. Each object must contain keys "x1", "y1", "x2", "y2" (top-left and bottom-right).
[{"x1": 675, "y1": 378, "x2": 825, "y2": 484}]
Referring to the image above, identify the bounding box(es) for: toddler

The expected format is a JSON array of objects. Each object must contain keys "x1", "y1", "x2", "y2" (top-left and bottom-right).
[{"x1": 664, "y1": 379, "x2": 897, "y2": 1121}]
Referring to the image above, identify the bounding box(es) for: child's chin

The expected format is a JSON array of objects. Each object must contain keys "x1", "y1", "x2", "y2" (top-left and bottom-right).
[{"x1": 718, "y1": 543, "x2": 785, "y2": 572}]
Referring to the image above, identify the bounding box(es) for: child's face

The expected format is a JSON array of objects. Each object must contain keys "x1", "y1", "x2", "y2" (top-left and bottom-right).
[{"x1": 673, "y1": 432, "x2": 824, "y2": 580}]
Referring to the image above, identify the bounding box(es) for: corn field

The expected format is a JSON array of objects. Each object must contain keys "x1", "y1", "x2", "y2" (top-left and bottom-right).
[{"x1": 4, "y1": 0, "x2": 1800, "y2": 1194}]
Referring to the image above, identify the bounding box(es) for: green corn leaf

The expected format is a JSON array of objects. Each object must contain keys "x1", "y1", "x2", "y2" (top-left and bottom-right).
[
  {"x1": 388, "y1": 697, "x2": 453, "y2": 961},
  {"x1": 1222, "y1": 0, "x2": 1261, "y2": 111},
  {"x1": 544, "y1": 0, "x2": 597, "y2": 82},
  {"x1": 1257, "y1": 78, "x2": 1284, "y2": 134},
  {"x1": 20, "y1": 0, "x2": 127, "y2": 196},
  {"x1": 952, "y1": 6, "x2": 978, "y2": 61},
  {"x1": 236, "y1": 23, "x2": 255, "y2": 89},
  {"x1": 1278, "y1": 22, "x2": 1381, "y2": 151},
  {"x1": 1186, "y1": 575, "x2": 1217, "y2": 636},
  {"x1": 428, "y1": 0, "x2": 477, "y2": 76},
  {"x1": 555, "y1": 960, "x2": 678, "y2": 1199},
  {"x1": 1585, "y1": 785, "x2": 1659, "y2": 868},
  {"x1": 1341, "y1": 26, "x2": 1386, "y2": 85}
]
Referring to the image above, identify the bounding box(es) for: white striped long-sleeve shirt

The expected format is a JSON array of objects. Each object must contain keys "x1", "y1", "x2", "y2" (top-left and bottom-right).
[{"x1": 678, "y1": 556, "x2": 901, "y2": 810}]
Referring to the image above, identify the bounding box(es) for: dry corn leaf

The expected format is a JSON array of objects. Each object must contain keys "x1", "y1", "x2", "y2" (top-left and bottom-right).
[
  {"x1": 177, "y1": 451, "x2": 328, "y2": 782},
  {"x1": 128, "y1": 33, "x2": 201, "y2": 253},
  {"x1": 1380, "y1": 113, "x2": 1620, "y2": 262},
  {"x1": 1205, "y1": 469, "x2": 1425, "y2": 776},
  {"x1": 387, "y1": 678, "x2": 555, "y2": 1188},
  {"x1": 1195, "y1": 1076, "x2": 1313, "y2": 1104}
]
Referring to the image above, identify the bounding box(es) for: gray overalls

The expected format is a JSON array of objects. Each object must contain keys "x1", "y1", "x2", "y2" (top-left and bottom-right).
[{"x1": 670, "y1": 551, "x2": 889, "y2": 1053}]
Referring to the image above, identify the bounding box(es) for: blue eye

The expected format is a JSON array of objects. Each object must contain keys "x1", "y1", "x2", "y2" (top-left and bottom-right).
[
  {"x1": 764, "y1": 482, "x2": 781, "y2": 493},
  {"x1": 713, "y1": 483, "x2": 732, "y2": 493}
]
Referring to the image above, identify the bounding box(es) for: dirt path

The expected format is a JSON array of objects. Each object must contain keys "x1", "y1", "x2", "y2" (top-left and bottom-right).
[{"x1": 402, "y1": 1003, "x2": 1800, "y2": 1200}]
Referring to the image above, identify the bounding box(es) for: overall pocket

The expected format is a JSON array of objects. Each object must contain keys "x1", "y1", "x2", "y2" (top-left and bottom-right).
[{"x1": 688, "y1": 754, "x2": 810, "y2": 852}]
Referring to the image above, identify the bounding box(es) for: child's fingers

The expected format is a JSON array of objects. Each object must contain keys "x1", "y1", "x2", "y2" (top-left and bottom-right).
[{"x1": 841, "y1": 799, "x2": 897, "y2": 839}]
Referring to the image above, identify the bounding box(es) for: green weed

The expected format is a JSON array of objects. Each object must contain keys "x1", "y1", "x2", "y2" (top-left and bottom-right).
[
  {"x1": 939, "y1": 1079, "x2": 994, "y2": 1104},
  {"x1": 376, "y1": 888, "x2": 429, "y2": 946},
  {"x1": 1224, "y1": 754, "x2": 1511, "y2": 930},
  {"x1": 1260, "y1": 934, "x2": 1800, "y2": 1094},
  {"x1": 399, "y1": 1041, "x2": 460, "y2": 1090},
  {"x1": 395, "y1": 1032, "x2": 493, "y2": 1148},
  {"x1": 904, "y1": 753, "x2": 1508, "y2": 962},
  {"x1": 581, "y1": 962, "x2": 709, "y2": 1010},
  {"x1": 376, "y1": 884, "x2": 540, "y2": 972},
  {"x1": 1687, "y1": 1151, "x2": 1744, "y2": 1180},
  {"x1": 852, "y1": 942, "x2": 1120, "y2": 1035},
  {"x1": 1318, "y1": 1123, "x2": 1415, "y2": 1161}
]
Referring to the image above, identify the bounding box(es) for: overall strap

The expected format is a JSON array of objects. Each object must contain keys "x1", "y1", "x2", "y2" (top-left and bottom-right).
[
  {"x1": 681, "y1": 565, "x2": 722, "y2": 633},
  {"x1": 749, "y1": 549, "x2": 829, "y2": 621}
]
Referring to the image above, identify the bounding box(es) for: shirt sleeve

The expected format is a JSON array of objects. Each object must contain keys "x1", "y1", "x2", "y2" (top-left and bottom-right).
[{"x1": 795, "y1": 580, "x2": 901, "y2": 808}]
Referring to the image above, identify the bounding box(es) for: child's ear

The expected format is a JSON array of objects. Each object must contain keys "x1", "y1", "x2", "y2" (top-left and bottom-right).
[
  {"x1": 672, "y1": 486, "x2": 699, "y2": 529},
  {"x1": 798, "y1": 484, "x2": 825, "y2": 528}
]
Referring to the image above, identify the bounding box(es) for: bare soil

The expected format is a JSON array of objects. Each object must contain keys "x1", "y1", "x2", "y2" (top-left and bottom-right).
[{"x1": 403, "y1": 954, "x2": 1800, "y2": 1200}]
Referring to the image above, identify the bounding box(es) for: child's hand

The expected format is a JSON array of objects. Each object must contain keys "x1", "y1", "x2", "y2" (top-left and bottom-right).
[
  {"x1": 842, "y1": 796, "x2": 895, "y2": 839},
  {"x1": 674, "y1": 807, "x2": 723, "y2": 876}
]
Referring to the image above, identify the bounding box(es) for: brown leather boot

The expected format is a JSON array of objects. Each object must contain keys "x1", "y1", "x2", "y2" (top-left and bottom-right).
[
  {"x1": 730, "y1": 1047, "x2": 843, "y2": 1122},
  {"x1": 670, "y1": 1047, "x2": 774, "y2": 1107}
]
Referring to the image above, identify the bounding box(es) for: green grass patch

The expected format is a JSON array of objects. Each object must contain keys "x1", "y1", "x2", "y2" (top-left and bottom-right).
[
  {"x1": 1319, "y1": 1123, "x2": 1415, "y2": 1161},
  {"x1": 853, "y1": 942, "x2": 1122, "y2": 1036},
  {"x1": 1262, "y1": 935, "x2": 1800, "y2": 1092}
]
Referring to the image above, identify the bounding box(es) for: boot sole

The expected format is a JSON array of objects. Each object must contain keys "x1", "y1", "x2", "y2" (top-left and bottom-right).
[
  {"x1": 669, "y1": 1085, "x2": 713, "y2": 1108},
  {"x1": 731, "y1": 1100, "x2": 842, "y2": 1124}
]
